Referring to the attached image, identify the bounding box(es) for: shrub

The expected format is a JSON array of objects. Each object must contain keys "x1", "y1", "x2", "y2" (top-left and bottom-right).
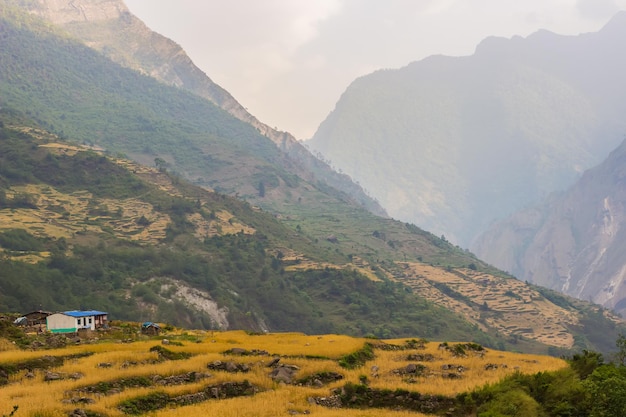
[
  {"x1": 118, "y1": 392, "x2": 169, "y2": 415},
  {"x1": 477, "y1": 388, "x2": 542, "y2": 417},
  {"x1": 338, "y1": 343, "x2": 375, "y2": 369}
]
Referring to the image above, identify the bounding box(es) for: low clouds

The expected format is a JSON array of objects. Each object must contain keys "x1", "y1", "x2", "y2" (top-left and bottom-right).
[{"x1": 125, "y1": 0, "x2": 624, "y2": 139}]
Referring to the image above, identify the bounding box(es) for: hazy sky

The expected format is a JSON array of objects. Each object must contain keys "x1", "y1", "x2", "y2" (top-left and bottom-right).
[{"x1": 124, "y1": 0, "x2": 625, "y2": 139}]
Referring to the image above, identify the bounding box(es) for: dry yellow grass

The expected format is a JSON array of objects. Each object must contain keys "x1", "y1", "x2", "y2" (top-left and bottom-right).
[
  {"x1": 153, "y1": 389, "x2": 431, "y2": 417},
  {"x1": 348, "y1": 341, "x2": 566, "y2": 396},
  {"x1": 0, "y1": 330, "x2": 568, "y2": 417},
  {"x1": 0, "y1": 138, "x2": 259, "y2": 254},
  {"x1": 0, "y1": 183, "x2": 256, "y2": 249},
  {"x1": 280, "y1": 254, "x2": 385, "y2": 283},
  {"x1": 284, "y1": 261, "x2": 383, "y2": 282},
  {"x1": 0, "y1": 338, "x2": 18, "y2": 352}
]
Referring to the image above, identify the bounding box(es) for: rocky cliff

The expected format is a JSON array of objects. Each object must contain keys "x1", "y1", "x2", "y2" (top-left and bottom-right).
[{"x1": 473, "y1": 139, "x2": 626, "y2": 316}]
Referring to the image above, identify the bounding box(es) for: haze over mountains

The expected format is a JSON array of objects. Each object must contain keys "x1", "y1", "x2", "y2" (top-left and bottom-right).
[{"x1": 307, "y1": 12, "x2": 626, "y2": 247}]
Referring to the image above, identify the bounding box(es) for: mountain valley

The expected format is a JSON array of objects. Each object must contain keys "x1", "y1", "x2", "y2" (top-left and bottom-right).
[{"x1": 0, "y1": 0, "x2": 624, "y2": 359}]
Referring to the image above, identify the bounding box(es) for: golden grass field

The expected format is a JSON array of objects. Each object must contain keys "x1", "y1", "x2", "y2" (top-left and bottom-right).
[{"x1": 0, "y1": 329, "x2": 567, "y2": 417}]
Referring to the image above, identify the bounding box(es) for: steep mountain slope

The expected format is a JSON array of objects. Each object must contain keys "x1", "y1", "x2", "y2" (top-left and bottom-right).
[
  {"x1": 0, "y1": 4, "x2": 383, "y2": 227},
  {"x1": 13, "y1": 0, "x2": 384, "y2": 217},
  {"x1": 473, "y1": 139, "x2": 626, "y2": 318},
  {"x1": 307, "y1": 12, "x2": 626, "y2": 246}
]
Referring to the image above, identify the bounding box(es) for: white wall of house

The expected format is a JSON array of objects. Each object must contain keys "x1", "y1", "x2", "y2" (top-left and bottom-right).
[
  {"x1": 46, "y1": 313, "x2": 77, "y2": 333},
  {"x1": 76, "y1": 315, "x2": 96, "y2": 330}
]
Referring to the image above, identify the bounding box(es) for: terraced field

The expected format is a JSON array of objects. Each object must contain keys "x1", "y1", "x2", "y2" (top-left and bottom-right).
[
  {"x1": 397, "y1": 263, "x2": 580, "y2": 348},
  {"x1": 0, "y1": 140, "x2": 255, "y2": 255},
  {"x1": 0, "y1": 329, "x2": 566, "y2": 417}
]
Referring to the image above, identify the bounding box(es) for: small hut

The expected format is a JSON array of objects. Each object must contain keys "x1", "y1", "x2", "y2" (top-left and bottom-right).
[
  {"x1": 24, "y1": 310, "x2": 53, "y2": 326},
  {"x1": 141, "y1": 322, "x2": 161, "y2": 335}
]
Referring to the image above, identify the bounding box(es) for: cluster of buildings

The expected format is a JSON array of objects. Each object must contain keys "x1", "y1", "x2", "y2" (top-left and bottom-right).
[{"x1": 14, "y1": 309, "x2": 108, "y2": 333}]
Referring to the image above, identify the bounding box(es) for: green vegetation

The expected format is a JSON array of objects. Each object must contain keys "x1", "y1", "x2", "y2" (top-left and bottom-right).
[
  {"x1": 0, "y1": 352, "x2": 93, "y2": 385},
  {"x1": 0, "y1": 319, "x2": 29, "y2": 349},
  {"x1": 117, "y1": 381, "x2": 258, "y2": 414},
  {"x1": 462, "y1": 336, "x2": 626, "y2": 417},
  {"x1": 339, "y1": 382, "x2": 455, "y2": 413},
  {"x1": 91, "y1": 376, "x2": 153, "y2": 394},
  {"x1": 118, "y1": 391, "x2": 170, "y2": 415},
  {"x1": 338, "y1": 343, "x2": 375, "y2": 369},
  {"x1": 148, "y1": 345, "x2": 192, "y2": 361},
  {"x1": 457, "y1": 358, "x2": 626, "y2": 416}
]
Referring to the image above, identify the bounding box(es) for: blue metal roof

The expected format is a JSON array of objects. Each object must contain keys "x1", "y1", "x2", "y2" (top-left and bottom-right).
[{"x1": 63, "y1": 310, "x2": 107, "y2": 317}]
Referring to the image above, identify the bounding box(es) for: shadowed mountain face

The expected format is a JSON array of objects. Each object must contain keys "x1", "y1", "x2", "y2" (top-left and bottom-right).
[
  {"x1": 473, "y1": 139, "x2": 626, "y2": 316},
  {"x1": 307, "y1": 12, "x2": 626, "y2": 246}
]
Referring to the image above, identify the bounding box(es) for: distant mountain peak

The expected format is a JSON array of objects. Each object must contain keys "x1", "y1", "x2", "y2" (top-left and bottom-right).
[
  {"x1": 474, "y1": 28, "x2": 565, "y2": 58},
  {"x1": 474, "y1": 35, "x2": 510, "y2": 55}
]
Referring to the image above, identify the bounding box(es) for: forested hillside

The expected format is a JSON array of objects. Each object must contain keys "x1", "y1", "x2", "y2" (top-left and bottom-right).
[{"x1": 0, "y1": 0, "x2": 385, "y2": 219}]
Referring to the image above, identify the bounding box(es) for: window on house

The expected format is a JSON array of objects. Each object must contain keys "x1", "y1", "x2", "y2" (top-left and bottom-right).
[
  {"x1": 89, "y1": 318, "x2": 92, "y2": 324},
  {"x1": 77, "y1": 318, "x2": 81, "y2": 325}
]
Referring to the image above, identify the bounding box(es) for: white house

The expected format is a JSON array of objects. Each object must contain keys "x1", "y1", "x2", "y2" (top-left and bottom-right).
[{"x1": 46, "y1": 310, "x2": 108, "y2": 333}]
